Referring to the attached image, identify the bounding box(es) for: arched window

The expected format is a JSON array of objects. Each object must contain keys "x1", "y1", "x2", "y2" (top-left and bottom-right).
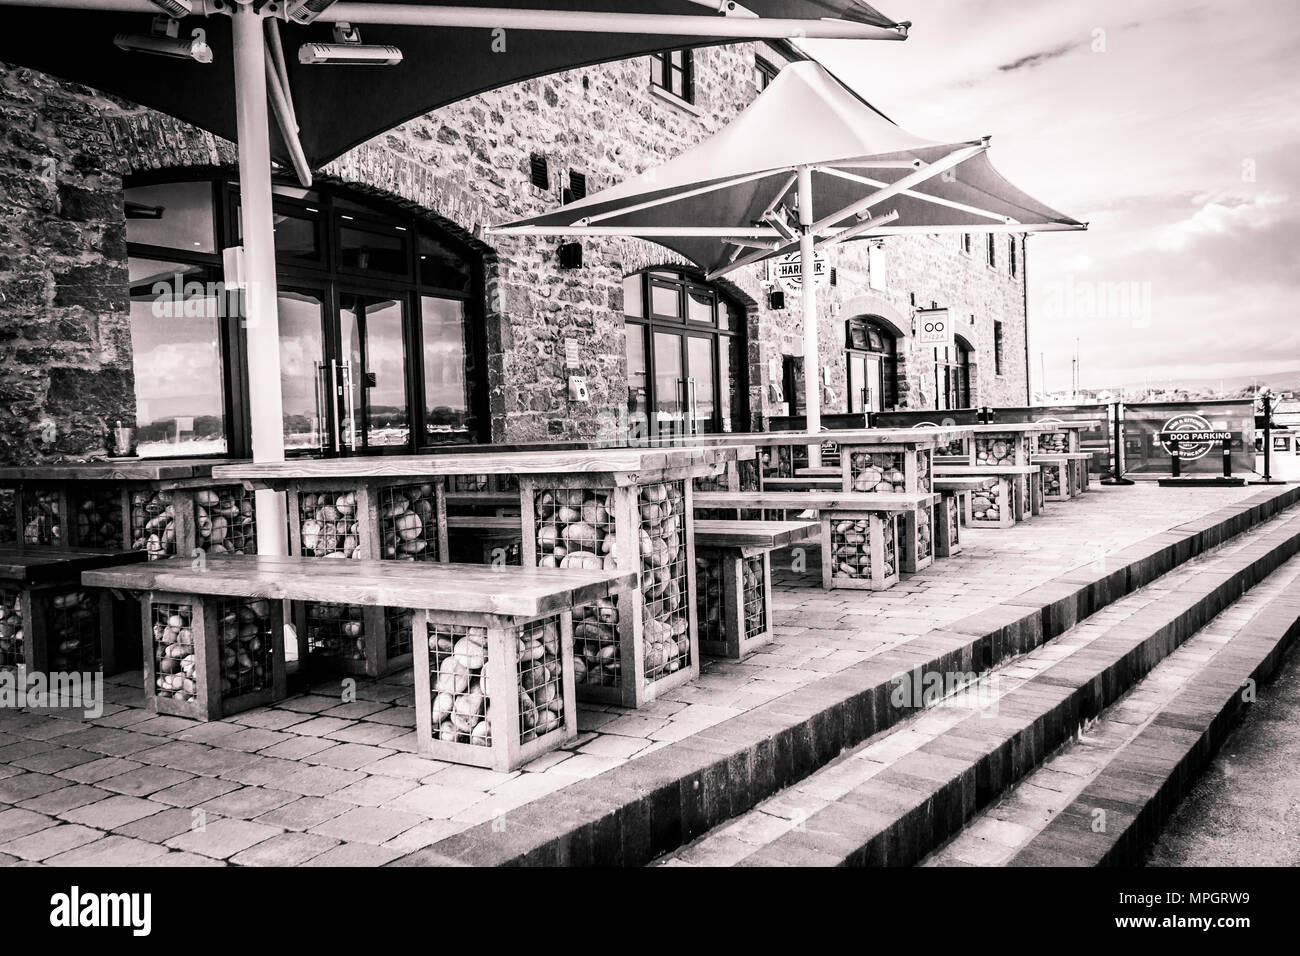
[
  {"x1": 622, "y1": 269, "x2": 747, "y2": 440},
  {"x1": 124, "y1": 175, "x2": 486, "y2": 458},
  {"x1": 845, "y1": 316, "x2": 898, "y2": 413},
  {"x1": 936, "y1": 338, "x2": 973, "y2": 411}
]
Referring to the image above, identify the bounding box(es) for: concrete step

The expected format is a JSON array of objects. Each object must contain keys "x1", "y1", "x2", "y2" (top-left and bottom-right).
[
  {"x1": 922, "y1": 552, "x2": 1300, "y2": 866},
  {"x1": 401, "y1": 485, "x2": 1300, "y2": 866},
  {"x1": 653, "y1": 507, "x2": 1300, "y2": 867}
]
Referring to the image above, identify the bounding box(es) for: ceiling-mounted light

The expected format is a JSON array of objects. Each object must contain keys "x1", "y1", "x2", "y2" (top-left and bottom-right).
[
  {"x1": 147, "y1": 0, "x2": 192, "y2": 17},
  {"x1": 115, "y1": 15, "x2": 212, "y2": 64},
  {"x1": 299, "y1": 22, "x2": 403, "y2": 66},
  {"x1": 285, "y1": 0, "x2": 338, "y2": 26}
]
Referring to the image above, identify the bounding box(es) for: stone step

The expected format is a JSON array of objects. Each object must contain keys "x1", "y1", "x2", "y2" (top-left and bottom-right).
[
  {"x1": 1008, "y1": 563, "x2": 1300, "y2": 866},
  {"x1": 400, "y1": 485, "x2": 1300, "y2": 866},
  {"x1": 921, "y1": 552, "x2": 1300, "y2": 866},
  {"x1": 653, "y1": 508, "x2": 1300, "y2": 867}
]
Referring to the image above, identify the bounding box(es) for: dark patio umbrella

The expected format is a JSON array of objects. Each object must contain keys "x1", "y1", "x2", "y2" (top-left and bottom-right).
[{"x1": 0, "y1": 0, "x2": 906, "y2": 171}]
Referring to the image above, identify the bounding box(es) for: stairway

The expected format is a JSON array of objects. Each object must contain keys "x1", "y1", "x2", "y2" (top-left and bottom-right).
[{"x1": 653, "y1": 502, "x2": 1300, "y2": 867}]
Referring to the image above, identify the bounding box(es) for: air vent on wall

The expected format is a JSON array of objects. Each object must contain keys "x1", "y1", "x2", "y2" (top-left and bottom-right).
[
  {"x1": 529, "y1": 153, "x2": 550, "y2": 190},
  {"x1": 563, "y1": 170, "x2": 588, "y2": 204}
]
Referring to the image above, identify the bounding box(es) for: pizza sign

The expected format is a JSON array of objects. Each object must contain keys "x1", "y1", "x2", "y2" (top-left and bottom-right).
[
  {"x1": 916, "y1": 308, "x2": 953, "y2": 347},
  {"x1": 1158, "y1": 414, "x2": 1232, "y2": 461}
]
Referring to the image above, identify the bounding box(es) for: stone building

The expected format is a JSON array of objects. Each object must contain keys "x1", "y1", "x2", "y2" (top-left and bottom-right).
[{"x1": 0, "y1": 38, "x2": 1031, "y2": 466}]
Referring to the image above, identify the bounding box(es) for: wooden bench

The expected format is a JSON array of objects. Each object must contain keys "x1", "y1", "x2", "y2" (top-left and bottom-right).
[
  {"x1": 84, "y1": 555, "x2": 634, "y2": 771},
  {"x1": 1062, "y1": 451, "x2": 1094, "y2": 493},
  {"x1": 934, "y1": 465, "x2": 1042, "y2": 527},
  {"x1": 796, "y1": 467, "x2": 842, "y2": 478},
  {"x1": 445, "y1": 514, "x2": 523, "y2": 566},
  {"x1": 1, "y1": 548, "x2": 145, "y2": 676},
  {"x1": 694, "y1": 491, "x2": 938, "y2": 590},
  {"x1": 693, "y1": 519, "x2": 820, "y2": 659}
]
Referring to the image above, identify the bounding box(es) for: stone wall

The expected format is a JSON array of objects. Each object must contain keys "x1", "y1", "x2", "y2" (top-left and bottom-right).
[
  {"x1": 0, "y1": 40, "x2": 1031, "y2": 461},
  {"x1": 0, "y1": 64, "x2": 137, "y2": 464}
]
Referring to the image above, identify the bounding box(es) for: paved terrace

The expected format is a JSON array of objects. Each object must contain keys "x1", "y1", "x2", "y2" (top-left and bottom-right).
[{"x1": 0, "y1": 482, "x2": 1261, "y2": 866}]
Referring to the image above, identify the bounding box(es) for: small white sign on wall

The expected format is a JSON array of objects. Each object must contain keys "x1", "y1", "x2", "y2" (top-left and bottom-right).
[
  {"x1": 868, "y1": 243, "x2": 887, "y2": 291},
  {"x1": 916, "y1": 308, "x2": 954, "y2": 347}
]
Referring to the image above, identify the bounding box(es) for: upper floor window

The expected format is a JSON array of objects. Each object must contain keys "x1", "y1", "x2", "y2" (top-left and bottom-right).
[
  {"x1": 993, "y1": 320, "x2": 1005, "y2": 375},
  {"x1": 1008, "y1": 236, "x2": 1018, "y2": 277},
  {"x1": 986, "y1": 233, "x2": 997, "y2": 268},
  {"x1": 755, "y1": 57, "x2": 778, "y2": 93},
  {"x1": 960, "y1": 233, "x2": 972, "y2": 255},
  {"x1": 651, "y1": 49, "x2": 693, "y2": 103}
]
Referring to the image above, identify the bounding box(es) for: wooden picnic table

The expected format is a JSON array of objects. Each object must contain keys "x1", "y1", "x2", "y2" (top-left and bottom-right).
[{"x1": 215, "y1": 445, "x2": 747, "y2": 708}]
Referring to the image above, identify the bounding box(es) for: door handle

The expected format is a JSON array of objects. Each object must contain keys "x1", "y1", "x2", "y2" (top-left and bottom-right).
[
  {"x1": 328, "y1": 360, "x2": 342, "y2": 453},
  {"x1": 313, "y1": 361, "x2": 329, "y2": 453},
  {"x1": 688, "y1": 377, "x2": 698, "y2": 436},
  {"x1": 340, "y1": 361, "x2": 358, "y2": 452}
]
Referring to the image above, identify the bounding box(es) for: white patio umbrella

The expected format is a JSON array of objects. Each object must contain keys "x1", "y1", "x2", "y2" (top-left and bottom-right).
[
  {"x1": 491, "y1": 60, "x2": 1086, "y2": 463},
  {"x1": 0, "y1": 0, "x2": 909, "y2": 550}
]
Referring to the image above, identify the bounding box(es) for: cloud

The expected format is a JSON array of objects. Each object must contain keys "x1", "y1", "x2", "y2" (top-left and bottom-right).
[{"x1": 997, "y1": 41, "x2": 1083, "y2": 74}]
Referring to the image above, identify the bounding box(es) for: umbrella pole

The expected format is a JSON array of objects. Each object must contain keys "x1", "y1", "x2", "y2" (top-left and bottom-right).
[
  {"x1": 232, "y1": 5, "x2": 289, "y2": 556},
  {"x1": 798, "y1": 166, "x2": 822, "y2": 467}
]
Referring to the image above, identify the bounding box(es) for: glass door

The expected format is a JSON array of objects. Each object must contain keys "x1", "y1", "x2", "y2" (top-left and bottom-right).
[
  {"x1": 338, "y1": 293, "x2": 410, "y2": 452},
  {"x1": 847, "y1": 352, "x2": 884, "y2": 414},
  {"x1": 686, "y1": 333, "x2": 717, "y2": 435},
  {"x1": 653, "y1": 330, "x2": 686, "y2": 440},
  {"x1": 278, "y1": 289, "x2": 329, "y2": 453}
]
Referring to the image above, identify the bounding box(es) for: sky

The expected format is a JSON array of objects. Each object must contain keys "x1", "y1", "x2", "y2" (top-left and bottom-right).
[{"x1": 804, "y1": 0, "x2": 1300, "y2": 393}]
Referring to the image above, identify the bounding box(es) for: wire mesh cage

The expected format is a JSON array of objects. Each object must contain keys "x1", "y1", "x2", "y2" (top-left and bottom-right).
[
  {"x1": 1037, "y1": 430, "x2": 1070, "y2": 454},
  {"x1": 974, "y1": 435, "x2": 1022, "y2": 467},
  {"x1": 695, "y1": 551, "x2": 725, "y2": 649},
  {"x1": 535, "y1": 485, "x2": 621, "y2": 688},
  {"x1": 742, "y1": 555, "x2": 766, "y2": 641},
  {"x1": 639, "y1": 479, "x2": 689, "y2": 684},
  {"x1": 195, "y1": 486, "x2": 258, "y2": 555},
  {"x1": 915, "y1": 449, "x2": 932, "y2": 493},
  {"x1": 849, "y1": 451, "x2": 906, "y2": 493},
  {"x1": 21, "y1": 489, "x2": 62, "y2": 546},
  {"x1": 378, "y1": 483, "x2": 439, "y2": 562},
  {"x1": 131, "y1": 489, "x2": 176, "y2": 560},
  {"x1": 428, "y1": 621, "x2": 492, "y2": 747},
  {"x1": 517, "y1": 615, "x2": 566, "y2": 745},
  {"x1": 215, "y1": 597, "x2": 276, "y2": 701},
  {"x1": 829, "y1": 515, "x2": 896, "y2": 584},
  {"x1": 0, "y1": 587, "x2": 23, "y2": 672},
  {"x1": 69, "y1": 486, "x2": 124, "y2": 550},
  {"x1": 737, "y1": 458, "x2": 761, "y2": 492},
  {"x1": 1042, "y1": 461, "x2": 1064, "y2": 498},
  {"x1": 386, "y1": 607, "x2": 414, "y2": 659},
  {"x1": 151, "y1": 602, "x2": 197, "y2": 702},
  {"x1": 303, "y1": 602, "x2": 368, "y2": 665},
  {"x1": 0, "y1": 489, "x2": 15, "y2": 544},
  {"x1": 297, "y1": 490, "x2": 363, "y2": 558},
  {"x1": 946, "y1": 495, "x2": 961, "y2": 549},
  {"x1": 914, "y1": 506, "x2": 933, "y2": 563}
]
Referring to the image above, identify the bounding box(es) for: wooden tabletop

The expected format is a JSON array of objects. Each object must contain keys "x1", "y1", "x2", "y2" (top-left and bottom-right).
[
  {"x1": 0, "y1": 547, "x2": 146, "y2": 584},
  {"x1": 935, "y1": 464, "x2": 1042, "y2": 475},
  {"x1": 213, "y1": 446, "x2": 747, "y2": 484},
  {"x1": 932, "y1": 477, "x2": 997, "y2": 490},
  {"x1": 82, "y1": 555, "x2": 635, "y2": 619},
  {"x1": 446, "y1": 516, "x2": 523, "y2": 532},
  {"x1": 694, "y1": 519, "x2": 821, "y2": 550},
  {"x1": 968, "y1": 423, "x2": 1055, "y2": 435},
  {"x1": 0, "y1": 459, "x2": 241, "y2": 483},
  {"x1": 653, "y1": 427, "x2": 970, "y2": 450},
  {"x1": 694, "y1": 491, "x2": 939, "y2": 514}
]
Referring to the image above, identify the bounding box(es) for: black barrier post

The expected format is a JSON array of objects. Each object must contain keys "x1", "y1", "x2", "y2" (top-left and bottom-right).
[
  {"x1": 1223, "y1": 439, "x2": 1232, "y2": 478},
  {"x1": 1171, "y1": 446, "x2": 1181, "y2": 479},
  {"x1": 1101, "y1": 400, "x2": 1135, "y2": 486},
  {"x1": 1251, "y1": 393, "x2": 1282, "y2": 485}
]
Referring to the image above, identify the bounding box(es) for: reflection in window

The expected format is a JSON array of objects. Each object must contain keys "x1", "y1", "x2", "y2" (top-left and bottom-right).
[
  {"x1": 128, "y1": 258, "x2": 227, "y2": 457},
  {"x1": 278, "y1": 291, "x2": 326, "y2": 451},
  {"x1": 124, "y1": 182, "x2": 215, "y2": 252},
  {"x1": 422, "y1": 296, "x2": 473, "y2": 438},
  {"x1": 339, "y1": 222, "x2": 408, "y2": 275}
]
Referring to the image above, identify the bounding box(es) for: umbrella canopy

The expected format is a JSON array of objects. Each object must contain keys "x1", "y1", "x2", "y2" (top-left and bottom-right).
[
  {"x1": 492, "y1": 59, "x2": 1084, "y2": 279},
  {"x1": 0, "y1": 0, "x2": 906, "y2": 171}
]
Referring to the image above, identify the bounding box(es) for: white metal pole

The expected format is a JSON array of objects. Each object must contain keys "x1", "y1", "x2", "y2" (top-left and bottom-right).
[
  {"x1": 232, "y1": 4, "x2": 288, "y2": 556},
  {"x1": 797, "y1": 165, "x2": 821, "y2": 467}
]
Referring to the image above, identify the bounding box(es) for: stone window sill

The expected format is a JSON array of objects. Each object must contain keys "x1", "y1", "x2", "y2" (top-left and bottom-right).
[{"x1": 650, "y1": 84, "x2": 703, "y2": 118}]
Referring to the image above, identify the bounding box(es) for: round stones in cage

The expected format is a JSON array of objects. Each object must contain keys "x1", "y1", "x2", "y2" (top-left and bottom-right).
[
  {"x1": 299, "y1": 491, "x2": 362, "y2": 558},
  {"x1": 196, "y1": 487, "x2": 257, "y2": 555},
  {"x1": 381, "y1": 483, "x2": 438, "y2": 561},
  {"x1": 153, "y1": 604, "x2": 197, "y2": 702}
]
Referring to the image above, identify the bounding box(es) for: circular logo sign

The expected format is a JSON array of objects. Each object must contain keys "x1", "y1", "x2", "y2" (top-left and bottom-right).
[{"x1": 1160, "y1": 414, "x2": 1215, "y2": 461}]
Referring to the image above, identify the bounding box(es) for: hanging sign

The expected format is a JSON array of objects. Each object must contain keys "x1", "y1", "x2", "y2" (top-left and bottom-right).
[
  {"x1": 916, "y1": 308, "x2": 953, "y2": 347},
  {"x1": 1158, "y1": 414, "x2": 1231, "y2": 460},
  {"x1": 769, "y1": 250, "x2": 829, "y2": 294}
]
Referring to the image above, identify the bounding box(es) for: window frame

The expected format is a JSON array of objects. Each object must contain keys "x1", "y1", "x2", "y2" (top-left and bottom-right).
[
  {"x1": 650, "y1": 49, "x2": 694, "y2": 103},
  {"x1": 993, "y1": 320, "x2": 1005, "y2": 376},
  {"x1": 755, "y1": 56, "x2": 778, "y2": 92},
  {"x1": 124, "y1": 171, "x2": 489, "y2": 459},
  {"x1": 986, "y1": 233, "x2": 997, "y2": 269}
]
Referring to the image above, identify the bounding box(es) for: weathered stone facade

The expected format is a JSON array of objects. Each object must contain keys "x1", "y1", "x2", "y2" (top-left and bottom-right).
[{"x1": 0, "y1": 40, "x2": 1030, "y2": 462}]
